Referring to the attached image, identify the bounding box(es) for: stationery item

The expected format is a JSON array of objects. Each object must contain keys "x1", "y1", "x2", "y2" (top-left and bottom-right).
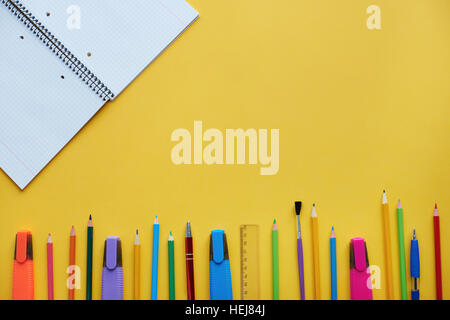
[
  {"x1": 151, "y1": 216, "x2": 160, "y2": 300},
  {"x1": 433, "y1": 204, "x2": 443, "y2": 300},
  {"x1": 240, "y1": 224, "x2": 260, "y2": 300},
  {"x1": 410, "y1": 229, "x2": 420, "y2": 300},
  {"x1": 101, "y1": 236, "x2": 124, "y2": 300},
  {"x1": 134, "y1": 230, "x2": 141, "y2": 300},
  {"x1": 168, "y1": 232, "x2": 175, "y2": 300},
  {"x1": 13, "y1": 230, "x2": 34, "y2": 300},
  {"x1": 47, "y1": 234, "x2": 54, "y2": 300},
  {"x1": 350, "y1": 237, "x2": 373, "y2": 300},
  {"x1": 185, "y1": 222, "x2": 195, "y2": 300},
  {"x1": 294, "y1": 201, "x2": 305, "y2": 300},
  {"x1": 381, "y1": 190, "x2": 394, "y2": 299},
  {"x1": 396, "y1": 200, "x2": 407, "y2": 300},
  {"x1": 68, "y1": 226, "x2": 76, "y2": 300},
  {"x1": 272, "y1": 220, "x2": 279, "y2": 300},
  {"x1": 330, "y1": 226, "x2": 337, "y2": 300},
  {"x1": 209, "y1": 229, "x2": 233, "y2": 300},
  {"x1": 0, "y1": 0, "x2": 199, "y2": 189},
  {"x1": 311, "y1": 204, "x2": 321, "y2": 299},
  {"x1": 86, "y1": 215, "x2": 93, "y2": 300}
]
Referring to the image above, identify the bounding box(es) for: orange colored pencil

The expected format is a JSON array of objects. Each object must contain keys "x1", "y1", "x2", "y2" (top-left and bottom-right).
[{"x1": 68, "y1": 226, "x2": 76, "y2": 300}]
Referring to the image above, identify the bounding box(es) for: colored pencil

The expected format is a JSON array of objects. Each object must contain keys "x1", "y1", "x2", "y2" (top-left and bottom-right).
[
  {"x1": 47, "y1": 234, "x2": 54, "y2": 300},
  {"x1": 311, "y1": 204, "x2": 321, "y2": 299},
  {"x1": 295, "y1": 201, "x2": 305, "y2": 300},
  {"x1": 134, "y1": 229, "x2": 141, "y2": 300},
  {"x1": 330, "y1": 226, "x2": 337, "y2": 300},
  {"x1": 185, "y1": 221, "x2": 195, "y2": 300},
  {"x1": 168, "y1": 232, "x2": 175, "y2": 300},
  {"x1": 272, "y1": 219, "x2": 279, "y2": 300},
  {"x1": 86, "y1": 215, "x2": 93, "y2": 300},
  {"x1": 69, "y1": 225, "x2": 76, "y2": 300},
  {"x1": 396, "y1": 200, "x2": 407, "y2": 300},
  {"x1": 381, "y1": 190, "x2": 394, "y2": 299},
  {"x1": 433, "y1": 203, "x2": 442, "y2": 300},
  {"x1": 151, "y1": 216, "x2": 160, "y2": 300}
]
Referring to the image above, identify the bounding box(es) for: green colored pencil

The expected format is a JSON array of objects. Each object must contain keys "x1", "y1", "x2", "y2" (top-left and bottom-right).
[
  {"x1": 397, "y1": 200, "x2": 407, "y2": 300},
  {"x1": 168, "y1": 232, "x2": 175, "y2": 300},
  {"x1": 272, "y1": 220, "x2": 279, "y2": 300},
  {"x1": 86, "y1": 214, "x2": 93, "y2": 300}
]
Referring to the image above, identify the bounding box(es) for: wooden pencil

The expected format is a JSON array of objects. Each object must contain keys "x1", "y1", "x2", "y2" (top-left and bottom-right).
[
  {"x1": 168, "y1": 232, "x2": 175, "y2": 300},
  {"x1": 47, "y1": 234, "x2": 54, "y2": 300},
  {"x1": 396, "y1": 200, "x2": 407, "y2": 300},
  {"x1": 86, "y1": 215, "x2": 93, "y2": 300},
  {"x1": 433, "y1": 203, "x2": 443, "y2": 300},
  {"x1": 134, "y1": 229, "x2": 141, "y2": 300},
  {"x1": 272, "y1": 219, "x2": 279, "y2": 300},
  {"x1": 69, "y1": 225, "x2": 76, "y2": 300},
  {"x1": 381, "y1": 190, "x2": 394, "y2": 299}
]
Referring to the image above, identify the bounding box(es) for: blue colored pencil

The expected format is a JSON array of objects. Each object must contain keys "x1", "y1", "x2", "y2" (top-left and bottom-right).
[
  {"x1": 330, "y1": 226, "x2": 337, "y2": 300},
  {"x1": 151, "y1": 216, "x2": 160, "y2": 300}
]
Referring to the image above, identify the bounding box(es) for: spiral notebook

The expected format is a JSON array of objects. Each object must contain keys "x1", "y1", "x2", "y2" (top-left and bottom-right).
[{"x1": 0, "y1": 0, "x2": 198, "y2": 189}]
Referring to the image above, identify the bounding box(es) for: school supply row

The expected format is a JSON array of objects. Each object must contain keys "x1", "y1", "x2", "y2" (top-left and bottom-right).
[{"x1": 11, "y1": 197, "x2": 443, "y2": 300}]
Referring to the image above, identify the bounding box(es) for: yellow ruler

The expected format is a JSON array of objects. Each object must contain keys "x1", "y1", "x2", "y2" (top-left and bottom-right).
[{"x1": 240, "y1": 224, "x2": 261, "y2": 300}]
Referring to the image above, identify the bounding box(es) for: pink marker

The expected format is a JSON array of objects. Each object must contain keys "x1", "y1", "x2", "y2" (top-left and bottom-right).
[{"x1": 350, "y1": 237, "x2": 373, "y2": 300}]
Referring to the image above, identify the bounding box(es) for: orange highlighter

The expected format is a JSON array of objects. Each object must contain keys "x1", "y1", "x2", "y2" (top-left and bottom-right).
[{"x1": 13, "y1": 230, "x2": 34, "y2": 300}]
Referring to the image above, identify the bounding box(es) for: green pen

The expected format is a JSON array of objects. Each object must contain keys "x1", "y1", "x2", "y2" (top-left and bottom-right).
[
  {"x1": 168, "y1": 232, "x2": 175, "y2": 300},
  {"x1": 397, "y1": 200, "x2": 407, "y2": 300}
]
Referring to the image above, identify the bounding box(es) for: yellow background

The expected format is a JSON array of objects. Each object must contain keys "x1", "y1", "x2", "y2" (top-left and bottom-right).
[{"x1": 0, "y1": 0, "x2": 449, "y2": 300}]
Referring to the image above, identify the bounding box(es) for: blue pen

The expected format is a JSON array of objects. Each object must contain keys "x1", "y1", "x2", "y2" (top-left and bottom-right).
[
  {"x1": 410, "y1": 228, "x2": 420, "y2": 300},
  {"x1": 330, "y1": 226, "x2": 337, "y2": 300},
  {"x1": 209, "y1": 229, "x2": 233, "y2": 300},
  {"x1": 151, "y1": 216, "x2": 160, "y2": 300}
]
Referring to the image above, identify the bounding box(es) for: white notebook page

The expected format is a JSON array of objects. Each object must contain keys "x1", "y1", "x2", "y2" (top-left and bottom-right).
[
  {"x1": 1, "y1": 0, "x2": 198, "y2": 189},
  {"x1": 0, "y1": 5, "x2": 106, "y2": 189},
  {"x1": 20, "y1": 0, "x2": 199, "y2": 96}
]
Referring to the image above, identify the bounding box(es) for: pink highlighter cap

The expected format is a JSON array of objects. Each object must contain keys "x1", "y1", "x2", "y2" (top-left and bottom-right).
[{"x1": 350, "y1": 237, "x2": 373, "y2": 300}]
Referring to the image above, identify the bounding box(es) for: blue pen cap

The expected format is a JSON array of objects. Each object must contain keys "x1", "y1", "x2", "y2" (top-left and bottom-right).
[{"x1": 410, "y1": 238, "x2": 420, "y2": 278}]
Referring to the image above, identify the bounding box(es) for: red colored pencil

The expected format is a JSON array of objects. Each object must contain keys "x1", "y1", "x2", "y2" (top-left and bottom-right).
[
  {"x1": 68, "y1": 226, "x2": 76, "y2": 300},
  {"x1": 185, "y1": 221, "x2": 195, "y2": 300},
  {"x1": 433, "y1": 204, "x2": 442, "y2": 300},
  {"x1": 47, "y1": 234, "x2": 54, "y2": 300}
]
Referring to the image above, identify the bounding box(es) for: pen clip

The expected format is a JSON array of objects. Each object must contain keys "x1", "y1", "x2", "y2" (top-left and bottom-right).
[
  {"x1": 351, "y1": 237, "x2": 368, "y2": 272},
  {"x1": 15, "y1": 231, "x2": 31, "y2": 264},
  {"x1": 105, "y1": 237, "x2": 119, "y2": 270},
  {"x1": 211, "y1": 230, "x2": 224, "y2": 264}
]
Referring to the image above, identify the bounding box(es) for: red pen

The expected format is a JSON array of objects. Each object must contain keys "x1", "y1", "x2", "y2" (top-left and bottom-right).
[{"x1": 185, "y1": 221, "x2": 195, "y2": 300}]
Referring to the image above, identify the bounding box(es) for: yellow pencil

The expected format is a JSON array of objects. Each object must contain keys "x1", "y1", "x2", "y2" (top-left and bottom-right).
[
  {"x1": 311, "y1": 204, "x2": 321, "y2": 299},
  {"x1": 382, "y1": 190, "x2": 394, "y2": 299},
  {"x1": 134, "y1": 229, "x2": 141, "y2": 300}
]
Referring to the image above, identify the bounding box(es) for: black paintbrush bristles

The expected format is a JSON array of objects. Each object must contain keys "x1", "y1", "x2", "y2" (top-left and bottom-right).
[{"x1": 295, "y1": 201, "x2": 302, "y2": 215}]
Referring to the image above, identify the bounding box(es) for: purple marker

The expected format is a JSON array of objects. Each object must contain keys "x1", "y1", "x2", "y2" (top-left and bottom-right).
[{"x1": 101, "y1": 236, "x2": 123, "y2": 300}]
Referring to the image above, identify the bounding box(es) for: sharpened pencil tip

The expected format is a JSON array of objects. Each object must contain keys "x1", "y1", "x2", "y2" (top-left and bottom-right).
[
  {"x1": 435, "y1": 203, "x2": 438, "y2": 209},
  {"x1": 397, "y1": 200, "x2": 402, "y2": 209},
  {"x1": 89, "y1": 214, "x2": 92, "y2": 220},
  {"x1": 136, "y1": 229, "x2": 138, "y2": 235}
]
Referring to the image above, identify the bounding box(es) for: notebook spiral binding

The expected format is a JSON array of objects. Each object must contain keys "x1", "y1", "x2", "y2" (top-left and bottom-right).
[{"x1": 2, "y1": 0, "x2": 114, "y2": 101}]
